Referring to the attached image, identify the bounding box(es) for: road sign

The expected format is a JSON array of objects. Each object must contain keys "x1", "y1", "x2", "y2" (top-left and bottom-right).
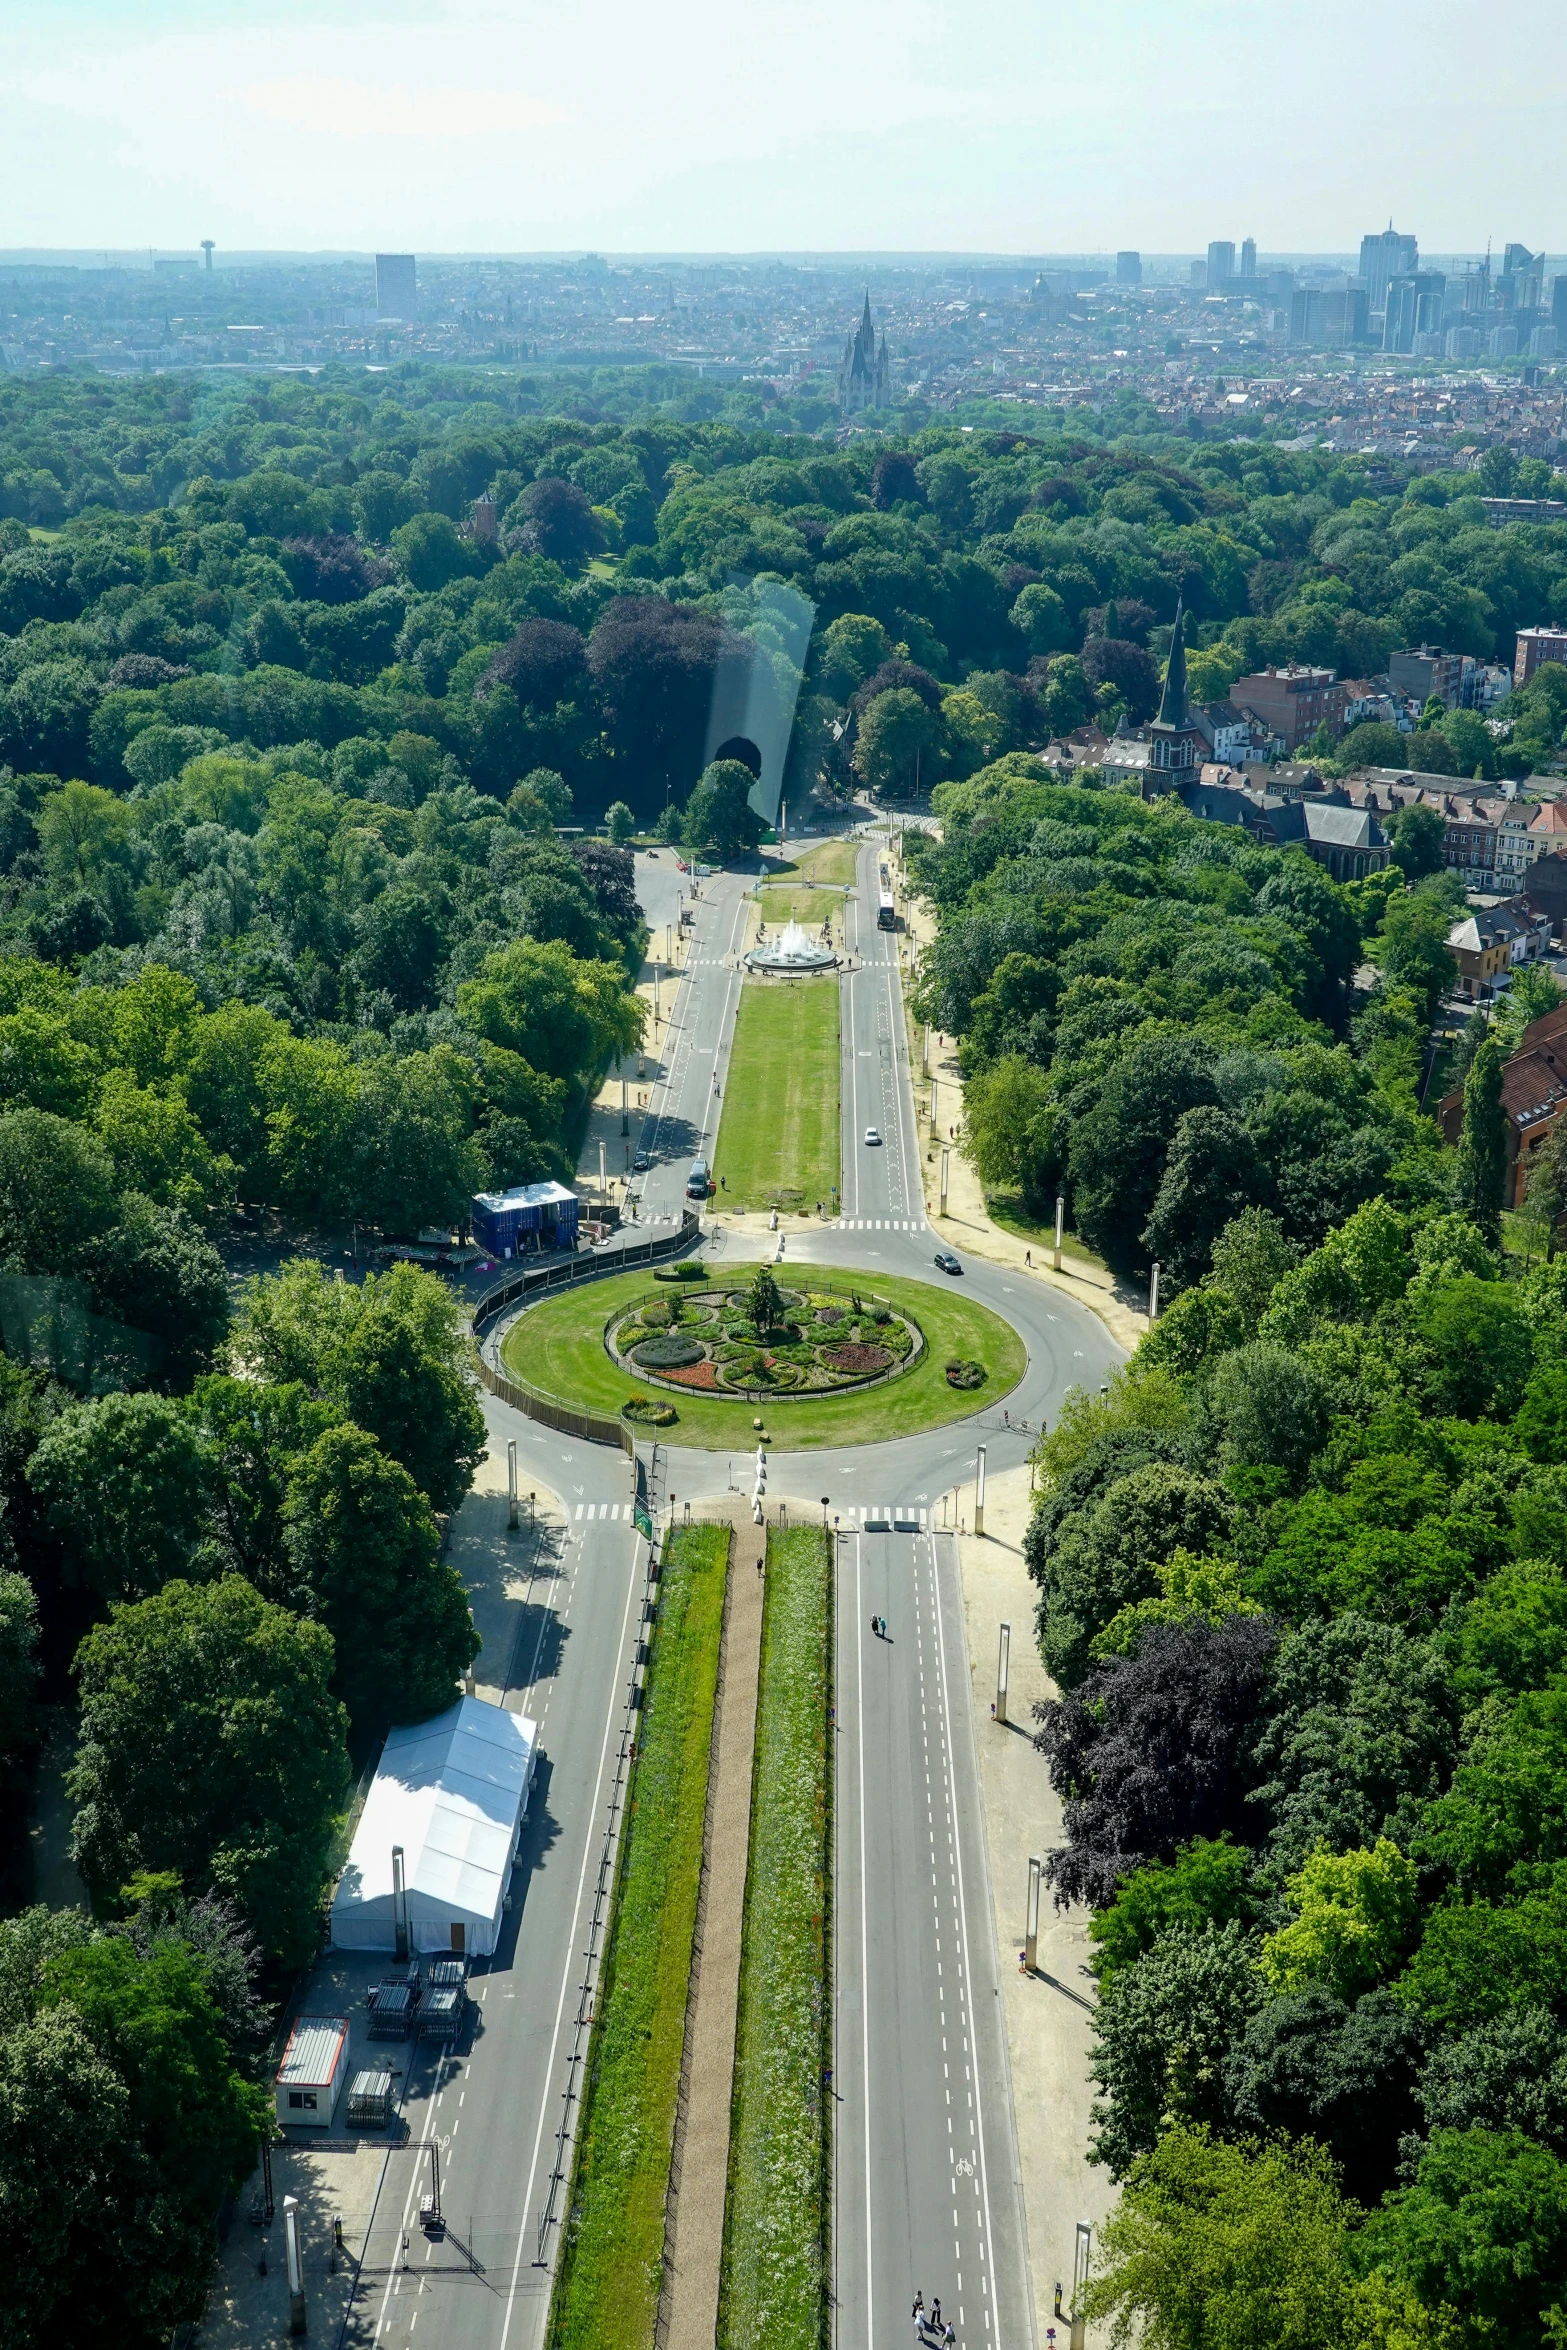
[{"x1": 633, "y1": 1503, "x2": 653, "y2": 1543}]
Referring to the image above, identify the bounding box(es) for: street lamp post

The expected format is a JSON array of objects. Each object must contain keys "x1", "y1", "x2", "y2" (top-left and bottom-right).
[
  {"x1": 621, "y1": 1074, "x2": 629, "y2": 1136},
  {"x1": 1070, "y1": 2221, "x2": 1092, "y2": 2350},
  {"x1": 1149, "y1": 1261, "x2": 1161, "y2": 1321},
  {"x1": 507, "y1": 1439, "x2": 518, "y2": 1531},
  {"x1": 996, "y1": 1620, "x2": 1010, "y2": 1724},
  {"x1": 939, "y1": 1146, "x2": 950, "y2": 1218},
  {"x1": 975, "y1": 1443, "x2": 987, "y2": 1537},
  {"x1": 1025, "y1": 1852, "x2": 1042, "y2": 1972},
  {"x1": 1053, "y1": 1193, "x2": 1064, "y2": 1272}
]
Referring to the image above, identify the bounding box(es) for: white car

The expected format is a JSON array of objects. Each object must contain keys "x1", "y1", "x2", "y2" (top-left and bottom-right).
[{"x1": 864, "y1": 1126, "x2": 881, "y2": 1146}]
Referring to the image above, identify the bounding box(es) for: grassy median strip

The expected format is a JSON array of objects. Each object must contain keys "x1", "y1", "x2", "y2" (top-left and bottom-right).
[
  {"x1": 547, "y1": 1522, "x2": 731, "y2": 2350},
  {"x1": 502, "y1": 1267, "x2": 1024, "y2": 1453},
  {"x1": 714, "y1": 978, "x2": 840, "y2": 1213},
  {"x1": 718, "y1": 1524, "x2": 831, "y2": 2350}
]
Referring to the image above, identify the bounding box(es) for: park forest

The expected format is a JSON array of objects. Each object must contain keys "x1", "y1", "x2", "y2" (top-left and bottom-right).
[{"x1": 0, "y1": 364, "x2": 1564, "y2": 2341}]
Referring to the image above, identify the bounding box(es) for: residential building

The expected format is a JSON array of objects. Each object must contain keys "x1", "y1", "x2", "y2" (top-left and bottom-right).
[
  {"x1": 1486, "y1": 796, "x2": 1543, "y2": 890},
  {"x1": 1437, "y1": 1000, "x2": 1567, "y2": 1205},
  {"x1": 1389, "y1": 644, "x2": 1471, "y2": 711},
  {"x1": 1515, "y1": 626, "x2": 1567, "y2": 686},
  {"x1": 1519, "y1": 850, "x2": 1567, "y2": 942},
  {"x1": 1241, "y1": 237, "x2": 1257, "y2": 280},
  {"x1": 1193, "y1": 699, "x2": 1272, "y2": 763},
  {"x1": 1445, "y1": 897, "x2": 1551, "y2": 1002},
  {"x1": 1207, "y1": 241, "x2": 1236, "y2": 290},
  {"x1": 1115, "y1": 251, "x2": 1142, "y2": 285},
  {"x1": 1529, "y1": 799, "x2": 1567, "y2": 859},
  {"x1": 1440, "y1": 794, "x2": 1497, "y2": 886},
  {"x1": 374, "y1": 253, "x2": 417, "y2": 317},
  {"x1": 1483, "y1": 498, "x2": 1567, "y2": 527},
  {"x1": 1232, "y1": 663, "x2": 1349, "y2": 751},
  {"x1": 1102, "y1": 736, "x2": 1153, "y2": 790},
  {"x1": 1289, "y1": 287, "x2": 1369, "y2": 347}
]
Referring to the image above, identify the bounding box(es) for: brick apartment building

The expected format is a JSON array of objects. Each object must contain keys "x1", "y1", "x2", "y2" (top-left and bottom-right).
[
  {"x1": 1231, "y1": 665, "x2": 1350, "y2": 752},
  {"x1": 1515, "y1": 625, "x2": 1567, "y2": 686}
]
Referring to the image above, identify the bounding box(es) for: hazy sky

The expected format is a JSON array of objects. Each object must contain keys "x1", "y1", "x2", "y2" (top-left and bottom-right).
[{"x1": 7, "y1": 0, "x2": 1562, "y2": 256}]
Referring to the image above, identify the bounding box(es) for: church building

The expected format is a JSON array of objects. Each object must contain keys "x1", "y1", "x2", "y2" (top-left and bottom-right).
[
  {"x1": 1142, "y1": 601, "x2": 1207, "y2": 789},
  {"x1": 838, "y1": 294, "x2": 892, "y2": 414}
]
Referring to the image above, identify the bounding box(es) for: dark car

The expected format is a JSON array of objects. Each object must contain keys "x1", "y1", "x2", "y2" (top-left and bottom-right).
[
  {"x1": 631, "y1": 1150, "x2": 651, "y2": 1172},
  {"x1": 934, "y1": 1249, "x2": 963, "y2": 1275}
]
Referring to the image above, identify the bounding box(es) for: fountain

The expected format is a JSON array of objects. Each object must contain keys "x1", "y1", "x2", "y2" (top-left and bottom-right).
[{"x1": 745, "y1": 917, "x2": 839, "y2": 976}]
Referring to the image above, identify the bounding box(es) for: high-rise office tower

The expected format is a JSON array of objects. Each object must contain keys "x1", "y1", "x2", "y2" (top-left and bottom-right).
[
  {"x1": 1359, "y1": 223, "x2": 1419, "y2": 316},
  {"x1": 376, "y1": 253, "x2": 417, "y2": 317},
  {"x1": 1206, "y1": 240, "x2": 1236, "y2": 290},
  {"x1": 1240, "y1": 237, "x2": 1257, "y2": 279},
  {"x1": 1383, "y1": 271, "x2": 1446, "y2": 353},
  {"x1": 1115, "y1": 250, "x2": 1142, "y2": 285}
]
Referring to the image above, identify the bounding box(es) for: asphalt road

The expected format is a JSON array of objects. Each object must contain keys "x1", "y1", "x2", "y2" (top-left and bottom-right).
[{"x1": 348, "y1": 823, "x2": 1120, "y2": 2350}]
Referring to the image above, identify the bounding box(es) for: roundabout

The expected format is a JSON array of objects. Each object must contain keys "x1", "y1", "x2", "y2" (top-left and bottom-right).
[{"x1": 497, "y1": 1262, "x2": 1027, "y2": 1452}]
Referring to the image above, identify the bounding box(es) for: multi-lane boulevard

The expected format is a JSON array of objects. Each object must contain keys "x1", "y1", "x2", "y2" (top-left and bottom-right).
[{"x1": 334, "y1": 825, "x2": 1120, "y2": 2350}]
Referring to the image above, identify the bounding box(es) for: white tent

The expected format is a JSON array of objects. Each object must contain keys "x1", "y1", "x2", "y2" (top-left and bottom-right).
[{"x1": 331, "y1": 1696, "x2": 537, "y2": 1958}]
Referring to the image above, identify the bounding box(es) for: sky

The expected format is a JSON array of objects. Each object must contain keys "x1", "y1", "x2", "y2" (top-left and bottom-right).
[{"x1": 5, "y1": 0, "x2": 1563, "y2": 257}]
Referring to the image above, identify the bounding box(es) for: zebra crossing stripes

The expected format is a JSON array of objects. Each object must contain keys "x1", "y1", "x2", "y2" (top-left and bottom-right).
[
  {"x1": 842, "y1": 1505, "x2": 933, "y2": 1530},
  {"x1": 573, "y1": 1501, "x2": 633, "y2": 1521},
  {"x1": 833, "y1": 1217, "x2": 927, "y2": 1232}
]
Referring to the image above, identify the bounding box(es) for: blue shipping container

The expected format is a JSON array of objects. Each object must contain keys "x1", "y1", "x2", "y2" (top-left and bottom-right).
[{"x1": 471, "y1": 1182, "x2": 581, "y2": 1259}]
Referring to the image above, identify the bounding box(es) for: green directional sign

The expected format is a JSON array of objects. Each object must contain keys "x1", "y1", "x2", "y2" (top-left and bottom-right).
[{"x1": 633, "y1": 1503, "x2": 653, "y2": 1543}]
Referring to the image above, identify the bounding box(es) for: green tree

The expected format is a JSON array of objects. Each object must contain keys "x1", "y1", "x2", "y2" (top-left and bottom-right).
[
  {"x1": 1208, "y1": 1206, "x2": 1297, "y2": 1330},
  {"x1": 1010, "y1": 581, "x2": 1073, "y2": 656},
  {"x1": 816, "y1": 612, "x2": 893, "y2": 698},
  {"x1": 1387, "y1": 802, "x2": 1448, "y2": 881},
  {"x1": 0, "y1": 1568, "x2": 39, "y2": 1771},
  {"x1": 0, "y1": 1920, "x2": 271, "y2": 2347},
  {"x1": 1084, "y1": 2124, "x2": 1442, "y2": 2350},
  {"x1": 851, "y1": 687, "x2": 937, "y2": 795},
  {"x1": 746, "y1": 1262, "x2": 784, "y2": 1335},
  {"x1": 1261, "y1": 1838, "x2": 1420, "y2": 2000},
  {"x1": 604, "y1": 799, "x2": 636, "y2": 846},
  {"x1": 457, "y1": 937, "x2": 642, "y2": 1083},
  {"x1": 1380, "y1": 885, "x2": 1460, "y2": 1025},
  {"x1": 69, "y1": 1575, "x2": 349, "y2": 1969},
  {"x1": 79, "y1": 1194, "x2": 229, "y2": 1390},
  {"x1": 0, "y1": 1107, "x2": 115, "y2": 1274},
  {"x1": 1088, "y1": 1836, "x2": 1258, "y2": 1982},
  {"x1": 230, "y1": 1258, "x2": 485, "y2": 1513},
  {"x1": 28, "y1": 1391, "x2": 212, "y2": 1604},
  {"x1": 960, "y1": 1053, "x2": 1055, "y2": 1205},
  {"x1": 282, "y1": 1423, "x2": 479, "y2": 1733},
  {"x1": 1359, "y1": 2127, "x2": 1567, "y2": 2348},
  {"x1": 682, "y1": 759, "x2": 764, "y2": 862},
  {"x1": 1452, "y1": 1032, "x2": 1508, "y2": 1243},
  {"x1": 1088, "y1": 1924, "x2": 1264, "y2": 2176}
]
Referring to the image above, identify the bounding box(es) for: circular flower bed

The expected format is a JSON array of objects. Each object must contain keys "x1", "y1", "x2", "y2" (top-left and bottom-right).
[
  {"x1": 606, "y1": 1285, "x2": 924, "y2": 1401},
  {"x1": 632, "y1": 1336, "x2": 704, "y2": 1369},
  {"x1": 622, "y1": 1393, "x2": 678, "y2": 1426}
]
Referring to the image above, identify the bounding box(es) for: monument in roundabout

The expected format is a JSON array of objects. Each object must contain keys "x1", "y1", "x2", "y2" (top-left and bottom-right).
[{"x1": 744, "y1": 916, "x2": 839, "y2": 976}]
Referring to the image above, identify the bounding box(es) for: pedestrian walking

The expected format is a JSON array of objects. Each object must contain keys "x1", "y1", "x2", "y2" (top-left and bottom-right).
[
  {"x1": 944, "y1": 2323, "x2": 956, "y2": 2346},
  {"x1": 913, "y1": 2291, "x2": 925, "y2": 2321},
  {"x1": 1025, "y1": 1249, "x2": 1032, "y2": 1267},
  {"x1": 870, "y1": 1612, "x2": 878, "y2": 1639},
  {"x1": 932, "y1": 2297, "x2": 942, "y2": 2329}
]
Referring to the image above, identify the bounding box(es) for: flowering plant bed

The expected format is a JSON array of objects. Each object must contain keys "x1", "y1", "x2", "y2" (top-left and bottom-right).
[{"x1": 604, "y1": 1282, "x2": 923, "y2": 1402}]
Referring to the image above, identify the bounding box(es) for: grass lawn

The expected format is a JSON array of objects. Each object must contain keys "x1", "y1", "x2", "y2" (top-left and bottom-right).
[
  {"x1": 757, "y1": 885, "x2": 851, "y2": 927},
  {"x1": 501, "y1": 1267, "x2": 1026, "y2": 1453},
  {"x1": 714, "y1": 980, "x2": 841, "y2": 1214},
  {"x1": 795, "y1": 837, "x2": 858, "y2": 887},
  {"x1": 718, "y1": 1525, "x2": 830, "y2": 2350},
  {"x1": 547, "y1": 1522, "x2": 730, "y2": 2350}
]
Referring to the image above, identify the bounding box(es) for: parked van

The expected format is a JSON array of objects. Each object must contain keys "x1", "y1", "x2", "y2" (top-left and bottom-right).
[{"x1": 686, "y1": 1159, "x2": 710, "y2": 1199}]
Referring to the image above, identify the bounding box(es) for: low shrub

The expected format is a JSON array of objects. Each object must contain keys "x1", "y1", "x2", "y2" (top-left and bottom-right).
[
  {"x1": 654, "y1": 1262, "x2": 707, "y2": 1283},
  {"x1": 633, "y1": 1336, "x2": 704, "y2": 1370},
  {"x1": 945, "y1": 1357, "x2": 985, "y2": 1389},
  {"x1": 622, "y1": 1394, "x2": 678, "y2": 1426}
]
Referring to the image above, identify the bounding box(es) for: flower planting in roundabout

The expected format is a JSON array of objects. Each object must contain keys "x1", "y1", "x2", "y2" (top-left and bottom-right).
[
  {"x1": 609, "y1": 1262, "x2": 924, "y2": 1404},
  {"x1": 499, "y1": 1260, "x2": 1026, "y2": 1451}
]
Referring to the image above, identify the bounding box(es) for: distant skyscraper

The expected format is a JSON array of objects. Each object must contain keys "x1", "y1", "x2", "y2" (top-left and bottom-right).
[
  {"x1": 837, "y1": 294, "x2": 891, "y2": 415},
  {"x1": 1359, "y1": 224, "x2": 1418, "y2": 316},
  {"x1": 1553, "y1": 276, "x2": 1567, "y2": 338},
  {"x1": 376, "y1": 253, "x2": 417, "y2": 317},
  {"x1": 1240, "y1": 237, "x2": 1257, "y2": 280},
  {"x1": 1206, "y1": 241, "x2": 1236, "y2": 290},
  {"x1": 1383, "y1": 271, "x2": 1445, "y2": 354},
  {"x1": 1116, "y1": 250, "x2": 1142, "y2": 285}
]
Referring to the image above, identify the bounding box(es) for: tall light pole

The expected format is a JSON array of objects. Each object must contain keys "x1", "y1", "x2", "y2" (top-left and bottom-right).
[
  {"x1": 975, "y1": 1443, "x2": 987, "y2": 1538},
  {"x1": 939, "y1": 1146, "x2": 950, "y2": 1218},
  {"x1": 996, "y1": 1620, "x2": 1010, "y2": 1724},
  {"x1": 1025, "y1": 1853, "x2": 1042, "y2": 1972},
  {"x1": 1070, "y1": 2221, "x2": 1092, "y2": 2350},
  {"x1": 1053, "y1": 1193, "x2": 1064, "y2": 1272},
  {"x1": 1149, "y1": 1261, "x2": 1161, "y2": 1321}
]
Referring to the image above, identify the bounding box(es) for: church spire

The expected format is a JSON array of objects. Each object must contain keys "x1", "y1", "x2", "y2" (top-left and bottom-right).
[{"x1": 1156, "y1": 599, "x2": 1189, "y2": 731}]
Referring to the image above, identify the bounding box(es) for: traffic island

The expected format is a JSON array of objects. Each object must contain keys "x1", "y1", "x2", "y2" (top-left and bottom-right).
[
  {"x1": 500, "y1": 1268, "x2": 1024, "y2": 1452},
  {"x1": 717, "y1": 1523, "x2": 832, "y2": 2350}
]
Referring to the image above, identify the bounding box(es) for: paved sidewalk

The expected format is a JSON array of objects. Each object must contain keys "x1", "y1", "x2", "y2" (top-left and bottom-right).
[
  {"x1": 951, "y1": 1462, "x2": 1117, "y2": 2342},
  {"x1": 662, "y1": 1512, "x2": 766, "y2": 2350}
]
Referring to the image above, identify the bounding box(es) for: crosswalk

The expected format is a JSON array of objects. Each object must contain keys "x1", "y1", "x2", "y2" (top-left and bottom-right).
[
  {"x1": 833, "y1": 1217, "x2": 928, "y2": 1232},
  {"x1": 570, "y1": 1500, "x2": 941, "y2": 1529}
]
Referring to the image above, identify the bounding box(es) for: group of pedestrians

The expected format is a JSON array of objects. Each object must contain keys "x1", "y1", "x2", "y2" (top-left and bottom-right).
[
  {"x1": 869, "y1": 1613, "x2": 889, "y2": 1639},
  {"x1": 913, "y1": 2290, "x2": 956, "y2": 2343}
]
